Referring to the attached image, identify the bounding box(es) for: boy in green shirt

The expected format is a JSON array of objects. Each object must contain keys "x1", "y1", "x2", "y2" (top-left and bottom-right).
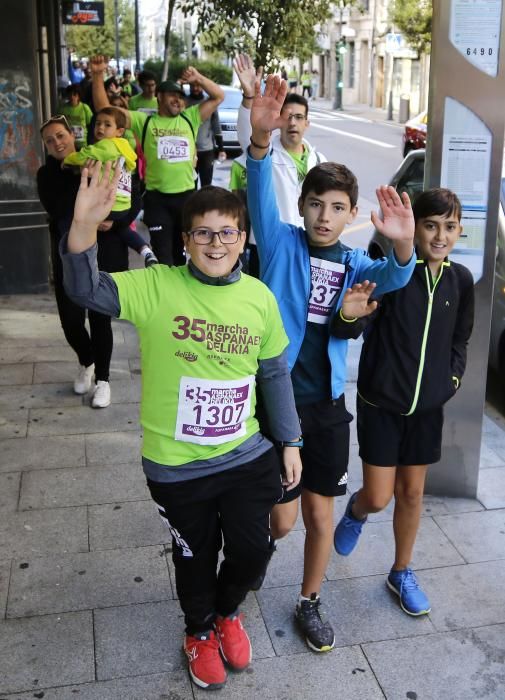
[
  {"x1": 61, "y1": 85, "x2": 93, "y2": 149},
  {"x1": 62, "y1": 160, "x2": 302, "y2": 690}
]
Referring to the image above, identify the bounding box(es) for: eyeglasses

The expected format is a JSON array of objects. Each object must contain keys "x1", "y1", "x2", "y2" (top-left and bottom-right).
[
  {"x1": 188, "y1": 228, "x2": 242, "y2": 245},
  {"x1": 285, "y1": 113, "x2": 306, "y2": 122},
  {"x1": 40, "y1": 114, "x2": 71, "y2": 133}
]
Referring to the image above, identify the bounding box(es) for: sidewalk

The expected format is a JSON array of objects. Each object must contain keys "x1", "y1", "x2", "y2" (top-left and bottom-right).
[{"x1": 1, "y1": 285, "x2": 505, "y2": 699}]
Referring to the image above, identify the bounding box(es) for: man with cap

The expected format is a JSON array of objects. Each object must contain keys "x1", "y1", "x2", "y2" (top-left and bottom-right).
[{"x1": 90, "y1": 55, "x2": 224, "y2": 265}]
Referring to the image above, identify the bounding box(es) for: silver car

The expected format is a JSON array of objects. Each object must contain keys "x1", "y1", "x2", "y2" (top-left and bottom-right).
[
  {"x1": 218, "y1": 85, "x2": 242, "y2": 154},
  {"x1": 367, "y1": 148, "x2": 505, "y2": 376}
]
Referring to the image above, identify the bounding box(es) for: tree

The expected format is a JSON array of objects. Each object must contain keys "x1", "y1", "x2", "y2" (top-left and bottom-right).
[
  {"x1": 389, "y1": 0, "x2": 432, "y2": 55},
  {"x1": 178, "y1": 0, "x2": 334, "y2": 70},
  {"x1": 161, "y1": 0, "x2": 178, "y2": 81},
  {"x1": 65, "y1": 0, "x2": 136, "y2": 60}
]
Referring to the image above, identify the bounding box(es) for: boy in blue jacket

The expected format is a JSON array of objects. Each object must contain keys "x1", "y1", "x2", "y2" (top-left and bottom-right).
[{"x1": 247, "y1": 74, "x2": 416, "y2": 652}]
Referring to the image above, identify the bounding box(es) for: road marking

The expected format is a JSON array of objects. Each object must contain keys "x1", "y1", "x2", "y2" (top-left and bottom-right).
[
  {"x1": 309, "y1": 121, "x2": 396, "y2": 149},
  {"x1": 311, "y1": 108, "x2": 372, "y2": 123},
  {"x1": 343, "y1": 220, "x2": 374, "y2": 234}
]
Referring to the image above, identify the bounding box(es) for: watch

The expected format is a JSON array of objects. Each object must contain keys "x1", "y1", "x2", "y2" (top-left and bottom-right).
[{"x1": 279, "y1": 437, "x2": 304, "y2": 448}]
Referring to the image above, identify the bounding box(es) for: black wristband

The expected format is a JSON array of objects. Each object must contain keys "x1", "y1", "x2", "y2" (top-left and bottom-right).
[
  {"x1": 250, "y1": 137, "x2": 270, "y2": 150},
  {"x1": 242, "y1": 93, "x2": 254, "y2": 99}
]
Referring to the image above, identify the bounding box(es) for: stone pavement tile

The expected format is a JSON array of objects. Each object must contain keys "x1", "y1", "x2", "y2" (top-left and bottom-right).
[
  {"x1": 420, "y1": 560, "x2": 505, "y2": 632},
  {"x1": 94, "y1": 593, "x2": 272, "y2": 681},
  {"x1": 85, "y1": 431, "x2": 142, "y2": 466},
  {"x1": 0, "y1": 435, "x2": 86, "y2": 472},
  {"x1": 257, "y1": 578, "x2": 434, "y2": 656},
  {"x1": 89, "y1": 500, "x2": 169, "y2": 551},
  {"x1": 0, "y1": 561, "x2": 9, "y2": 618},
  {"x1": 326, "y1": 517, "x2": 464, "y2": 580},
  {"x1": 94, "y1": 600, "x2": 186, "y2": 679},
  {"x1": 481, "y1": 414, "x2": 505, "y2": 451},
  {"x1": 0, "y1": 672, "x2": 191, "y2": 700},
  {"x1": 33, "y1": 358, "x2": 131, "y2": 385},
  {"x1": 0, "y1": 345, "x2": 76, "y2": 363},
  {"x1": 434, "y1": 509, "x2": 505, "y2": 563},
  {"x1": 479, "y1": 441, "x2": 505, "y2": 469},
  {"x1": 0, "y1": 611, "x2": 94, "y2": 695},
  {"x1": 19, "y1": 462, "x2": 148, "y2": 510},
  {"x1": 0, "y1": 473, "x2": 20, "y2": 512},
  {"x1": 7, "y1": 546, "x2": 171, "y2": 617},
  {"x1": 193, "y1": 646, "x2": 384, "y2": 700},
  {"x1": 0, "y1": 507, "x2": 88, "y2": 560},
  {"x1": 263, "y1": 530, "x2": 305, "y2": 588},
  {"x1": 363, "y1": 624, "x2": 505, "y2": 700},
  {"x1": 422, "y1": 494, "x2": 484, "y2": 516},
  {"x1": 0, "y1": 410, "x2": 28, "y2": 439},
  {"x1": 0, "y1": 364, "x2": 34, "y2": 386},
  {"x1": 27, "y1": 403, "x2": 140, "y2": 437},
  {"x1": 478, "y1": 467, "x2": 505, "y2": 508},
  {"x1": 0, "y1": 382, "x2": 85, "y2": 411}
]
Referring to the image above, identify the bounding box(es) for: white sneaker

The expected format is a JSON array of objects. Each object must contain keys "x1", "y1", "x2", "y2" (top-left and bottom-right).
[
  {"x1": 74, "y1": 364, "x2": 95, "y2": 394},
  {"x1": 91, "y1": 380, "x2": 111, "y2": 408}
]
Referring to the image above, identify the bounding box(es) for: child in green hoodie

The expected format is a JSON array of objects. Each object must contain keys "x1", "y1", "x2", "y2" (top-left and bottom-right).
[{"x1": 65, "y1": 107, "x2": 158, "y2": 267}]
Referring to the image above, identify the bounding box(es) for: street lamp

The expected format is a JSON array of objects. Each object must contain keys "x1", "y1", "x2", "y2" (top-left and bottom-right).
[{"x1": 333, "y1": 39, "x2": 347, "y2": 110}]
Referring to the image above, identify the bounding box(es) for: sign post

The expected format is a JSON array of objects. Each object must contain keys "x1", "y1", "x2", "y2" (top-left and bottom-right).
[{"x1": 424, "y1": 0, "x2": 505, "y2": 497}]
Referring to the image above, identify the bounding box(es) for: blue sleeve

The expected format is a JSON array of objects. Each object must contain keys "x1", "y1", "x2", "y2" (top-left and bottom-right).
[
  {"x1": 246, "y1": 150, "x2": 298, "y2": 265},
  {"x1": 352, "y1": 248, "x2": 417, "y2": 296}
]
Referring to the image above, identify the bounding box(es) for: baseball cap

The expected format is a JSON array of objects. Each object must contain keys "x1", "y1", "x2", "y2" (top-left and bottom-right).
[{"x1": 157, "y1": 80, "x2": 185, "y2": 96}]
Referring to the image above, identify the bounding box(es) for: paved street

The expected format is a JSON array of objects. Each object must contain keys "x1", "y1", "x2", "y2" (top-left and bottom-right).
[{"x1": 1, "y1": 104, "x2": 505, "y2": 698}]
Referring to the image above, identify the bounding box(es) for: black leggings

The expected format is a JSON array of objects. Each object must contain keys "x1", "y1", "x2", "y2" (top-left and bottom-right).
[
  {"x1": 51, "y1": 229, "x2": 128, "y2": 381},
  {"x1": 147, "y1": 447, "x2": 282, "y2": 635}
]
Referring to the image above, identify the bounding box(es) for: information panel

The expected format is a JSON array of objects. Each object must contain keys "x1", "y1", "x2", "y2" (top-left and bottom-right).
[{"x1": 449, "y1": 0, "x2": 501, "y2": 76}]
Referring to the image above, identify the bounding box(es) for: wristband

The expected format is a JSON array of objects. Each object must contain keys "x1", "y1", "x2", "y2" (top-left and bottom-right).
[
  {"x1": 242, "y1": 92, "x2": 254, "y2": 99},
  {"x1": 280, "y1": 437, "x2": 304, "y2": 448},
  {"x1": 339, "y1": 308, "x2": 358, "y2": 323},
  {"x1": 250, "y1": 137, "x2": 270, "y2": 150}
]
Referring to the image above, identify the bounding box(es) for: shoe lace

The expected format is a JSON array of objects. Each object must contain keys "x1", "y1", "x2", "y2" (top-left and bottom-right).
[
  {"x1": 217, "y1": 613, "x2": 244, "y2": 641},
  {"x1": 300, "y1": 598, "x2": 327, "y2": 632},
  {"x1": 186, "y1": 633, "x2": 220, "y2": 660},
  {"x1": 400, "y1": 569, "x2": 419, "y2": 594}
]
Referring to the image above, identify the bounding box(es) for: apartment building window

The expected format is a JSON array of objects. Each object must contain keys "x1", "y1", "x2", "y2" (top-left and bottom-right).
[{"x1": 348, "y1": 41, "x2": 355, "y2": 88}]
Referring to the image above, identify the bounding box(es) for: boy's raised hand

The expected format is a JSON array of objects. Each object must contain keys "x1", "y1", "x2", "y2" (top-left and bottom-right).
[
  {"x1": 250, "y1": 74, "x2": 288, "y2": 135},
  {"x1": 233, "y1": 53, "x2": 263, "y2": 97},
  {"x1": 341, "y1": 281, "x2": 378, "y2": 320},
  {"x1": 371, "y1": 186, "x2": 415, "y2": 264}
]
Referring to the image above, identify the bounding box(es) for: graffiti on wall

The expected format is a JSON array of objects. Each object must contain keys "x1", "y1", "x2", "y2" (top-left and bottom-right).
[{"x1": 0, "y1": 73, "x2": 41, "y2": 195}]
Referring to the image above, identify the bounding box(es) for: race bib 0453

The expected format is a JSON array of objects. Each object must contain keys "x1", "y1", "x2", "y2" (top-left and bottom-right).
[
  {"x1": 175, "y1": 375, "x2": 254, "y2": 445},
  {"x1": 307, "y1": 257, "x2": 345, "y2": 324},
  {"x1": 157, "y1": 135, "x2": 191, "y2": 162}
]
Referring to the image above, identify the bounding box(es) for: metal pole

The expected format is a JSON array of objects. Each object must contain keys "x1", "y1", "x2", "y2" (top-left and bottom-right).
[
  {"x1": 114, "y1": 0, "x2": 120, "y2": 70},
  {"x1": 333, "y1": 2, "x2": 344, "y2": 110},
  {"x1": 386, "y1": 51, "x2": 394, "y2": 120},
  {"x1": 134, "y1": 0, "x2": 140, "y2": 72}
]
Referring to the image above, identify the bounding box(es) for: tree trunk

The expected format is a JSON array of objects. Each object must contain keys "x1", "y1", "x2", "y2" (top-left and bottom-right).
[{"x1": 161, "y1": 0, "x2": 177, "y2": 81}]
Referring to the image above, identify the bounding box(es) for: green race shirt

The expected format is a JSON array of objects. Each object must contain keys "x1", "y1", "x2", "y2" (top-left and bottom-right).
[
  {"x1": 129, "y1": 107, "x2": 202, "y2": 193},
  {"x1": 61, "y1": 102, "x2": 93, "y2": 147},
  {"x1": 111, "y1": 264, "x2": 288, "y2": 466},
  {"x1": 128, "y1": 93, "x2": 158, "y2": 114},
  {"x1": 229, "y1": 161, "x2": 247, "y2": 191},
  {"x1": 288, "y1": 146, "x2": 309, "y2": 182}
]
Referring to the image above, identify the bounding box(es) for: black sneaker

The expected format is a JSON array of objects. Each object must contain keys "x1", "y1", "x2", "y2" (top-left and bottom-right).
[
  {"x1": 144, "y1": 249, "x2": 159, "y2": 267},
  {"x1": 295, "y1": 593, "x2": 335, "y2": 652}
]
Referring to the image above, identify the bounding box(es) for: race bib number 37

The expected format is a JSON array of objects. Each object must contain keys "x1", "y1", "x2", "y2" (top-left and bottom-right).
[
  {"x1": 175, "y1": 376, "x2": 254, "y2": 445},
  {"x1": 307, "y1": 257, "x2": 345, "y2": 324},
  {"x1": 157, "y1": 135, "x2": 191, "y2": 162}
]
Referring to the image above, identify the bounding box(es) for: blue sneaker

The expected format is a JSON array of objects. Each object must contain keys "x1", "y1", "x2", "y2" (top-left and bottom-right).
[
  {"x1": 333, "y1": 492, "x2": 367, "y2": 556},
  {"x1": 386, "y1": 568, "x2": 431, "y2": 616}
]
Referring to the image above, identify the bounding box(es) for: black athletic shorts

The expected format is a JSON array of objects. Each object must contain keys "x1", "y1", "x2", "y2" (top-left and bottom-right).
[
  {"x1": 356, "y1": 395, "x2": 444, "y2": 467},
  {"x1": 279, "y1": 395, "x2": 352, "y2": 502}
]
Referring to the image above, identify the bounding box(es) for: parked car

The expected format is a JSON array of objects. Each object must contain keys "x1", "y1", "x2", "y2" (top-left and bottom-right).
[
  {"x1": 217, "y1": 85, "x2": 242, "y2": 154},
  {"x1": 402, "y1": 110, "x2": 427, "y2": 157},
  {"x1": 368, "y1": 148, "x2": 505, "y2": 378}
]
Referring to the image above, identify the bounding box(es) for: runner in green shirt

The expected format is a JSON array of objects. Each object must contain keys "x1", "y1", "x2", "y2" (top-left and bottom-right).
[
  {"x1": 60, "y1": 85, "x2": 93, "y2": 149},
  {"x1": 128, "y1": 69, "x2": 158, "y2": 114},
  {"x1": 90, "y1": 54, "x2": 224, "y2": 266}
]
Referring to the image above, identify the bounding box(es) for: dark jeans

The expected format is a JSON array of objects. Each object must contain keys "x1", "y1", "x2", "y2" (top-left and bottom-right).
[
  {"x1": 52, "y1": 227, "x2": 128, "y2": 381},
  {"x1": 143, "y1": 189, "x2": 194, "y2": 265},
  {"x1": 196, "y1": 149, "x2": 215, "y2": 187},
  {"x1": 147, "y1": 447, "x2": 282, "y2": 635}
]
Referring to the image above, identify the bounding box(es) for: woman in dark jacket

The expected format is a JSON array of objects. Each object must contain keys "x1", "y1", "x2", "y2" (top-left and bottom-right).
[{"x1": 37, "y1": 115, "x2": 129, "y2": 407}]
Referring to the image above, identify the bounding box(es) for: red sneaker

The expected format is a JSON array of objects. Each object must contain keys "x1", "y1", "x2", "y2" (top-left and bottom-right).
[
  {"x1": 215, "y1": 613, "x2": 252, "y2": 670},
  {"x1": 183, "y1": 631, "x2": 227, "y2": 689}
]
